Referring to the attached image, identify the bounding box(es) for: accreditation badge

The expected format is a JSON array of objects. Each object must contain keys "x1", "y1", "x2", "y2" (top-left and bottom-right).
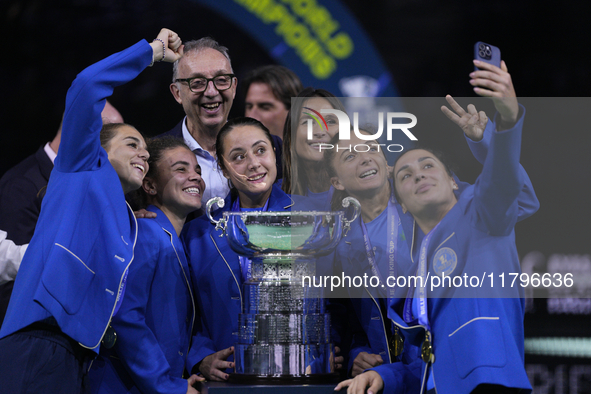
[{"x1": 433, "y1": 247, "x2": 457, "y2": 277}]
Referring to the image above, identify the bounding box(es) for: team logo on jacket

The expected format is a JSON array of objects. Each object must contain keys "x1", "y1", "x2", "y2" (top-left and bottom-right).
[{"x1": 433, "y1": 247, "x2": 457, "y2": 276}]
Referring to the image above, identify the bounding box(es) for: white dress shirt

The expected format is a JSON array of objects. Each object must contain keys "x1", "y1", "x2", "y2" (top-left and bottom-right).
[{"x1": 0, "y1": 230, "x2": 27, "y2": 285}]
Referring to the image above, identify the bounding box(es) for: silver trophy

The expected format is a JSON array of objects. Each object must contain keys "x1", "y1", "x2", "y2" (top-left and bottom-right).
[{"x1": 206, "y1": 197, "x2": 360, "y2": 384}]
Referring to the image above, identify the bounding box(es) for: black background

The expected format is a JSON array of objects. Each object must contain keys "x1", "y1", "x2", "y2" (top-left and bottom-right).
[{"x1": 2, "y1": 0, "x2": 590, "y2": 174}]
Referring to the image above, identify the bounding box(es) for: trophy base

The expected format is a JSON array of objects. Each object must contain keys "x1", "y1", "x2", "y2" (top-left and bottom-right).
[
  {"x1": 234, "y1": 343, "x2": 335, "y2": 375},
  {"x1": 228, "y1": 372, "x2": 341, "y2": 385}
]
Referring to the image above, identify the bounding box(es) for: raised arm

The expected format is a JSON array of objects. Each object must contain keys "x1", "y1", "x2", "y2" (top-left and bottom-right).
[
  {"x1": 57, "y1": 29, "x2": 182, "y2": 173},
  {"x1": 471, "y1": 60, "x2": 519, "y2": 128},
  {"x1": 442, "y1": 60, "x2": 539, "y2": 221},
  {"x1": 461, "y1": 60, "x2": 519, "y2": 159},
  {"x1": 442, "y1": 96, "x2": 524, "y2": 235}
]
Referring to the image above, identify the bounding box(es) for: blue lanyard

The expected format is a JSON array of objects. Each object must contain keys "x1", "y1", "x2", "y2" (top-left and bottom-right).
[
  {"x1": 358, "y1": 187, "x2": 399, "y2": 299},
  {"x1": 232, "y1": 196, "x2": 270, "y2": 282},
  {"x1": 402, "y1": 222, "x2": 441, "y2": 331}
]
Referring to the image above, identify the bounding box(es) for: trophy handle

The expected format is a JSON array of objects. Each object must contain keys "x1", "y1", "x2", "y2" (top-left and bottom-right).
[
  {"x1": 341, "y1": 197, "x2": 361, "y2": 233},
  {"x1": 206, "y1": 197, "x2": 226, "y2": 232}
]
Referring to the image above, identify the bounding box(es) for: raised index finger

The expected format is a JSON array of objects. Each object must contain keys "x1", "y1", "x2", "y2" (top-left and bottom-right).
[
  {"x1": 441, "y1": 105, "x2": 460, "y2": 124},
  {"x1": 444, "y1": 95, "x2": 466, "y2": 116}
]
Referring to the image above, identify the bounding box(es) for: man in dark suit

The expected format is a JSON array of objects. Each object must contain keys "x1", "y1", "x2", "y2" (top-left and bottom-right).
[
  {"x1": 0, "y1": 101, "x2": 123, "y2": 324},
  {"x1": 161, "y1": 38, "x2": 282, "y2": 208}
]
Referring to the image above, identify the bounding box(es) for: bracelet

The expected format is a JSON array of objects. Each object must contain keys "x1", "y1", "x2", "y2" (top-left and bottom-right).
[{"x1": 153, "y1": 38, "x2": 166, "y2": 62}]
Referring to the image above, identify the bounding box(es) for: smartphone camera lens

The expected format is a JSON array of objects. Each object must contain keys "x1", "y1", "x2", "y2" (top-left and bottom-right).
[{"x1": 478, "y1": 44, "x2": 492, "y2": 60}]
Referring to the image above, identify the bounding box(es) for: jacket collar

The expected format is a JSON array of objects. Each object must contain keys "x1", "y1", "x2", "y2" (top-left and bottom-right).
[
  {"x1": 146, "y1": 205, "x2": 179, "y2": 237},
  {"x1": 218, "y1": 183, "x2": 294, "y2": 216},
  {"x1": 145, "y1": 205, "x2": 191, "y2": 258},
  {"x1": 146, "y1": 204, "x2": 192, "y2": 277},
  {"x1": 267, "y1": 183, "x2": 294, "y2": 210}
]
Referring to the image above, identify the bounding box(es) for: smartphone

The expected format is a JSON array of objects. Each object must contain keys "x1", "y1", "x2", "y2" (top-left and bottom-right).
[{"x1": 474, "y1": 41, "x2": 501, "y2": 70}]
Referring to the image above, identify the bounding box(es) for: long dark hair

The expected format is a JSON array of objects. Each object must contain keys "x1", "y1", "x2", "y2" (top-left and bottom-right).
[{"x1": 281, "y1": 87, "x2": 347, "y2": 195}]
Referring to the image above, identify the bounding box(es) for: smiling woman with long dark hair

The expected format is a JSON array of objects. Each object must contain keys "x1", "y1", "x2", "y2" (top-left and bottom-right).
[{"x1": 282, "y1": 88, "x2": 346, "y2": 205}]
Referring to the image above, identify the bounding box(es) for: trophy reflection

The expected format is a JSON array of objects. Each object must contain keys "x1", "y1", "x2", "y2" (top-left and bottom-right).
[{"x1": 206, "y1": 197, "x2": 359, "y2": 383}]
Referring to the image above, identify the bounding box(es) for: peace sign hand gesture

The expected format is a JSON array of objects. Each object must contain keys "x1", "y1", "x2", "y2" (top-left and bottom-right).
[{"x1": 440, "y1": 95, "x2": 488, "y2": 142}]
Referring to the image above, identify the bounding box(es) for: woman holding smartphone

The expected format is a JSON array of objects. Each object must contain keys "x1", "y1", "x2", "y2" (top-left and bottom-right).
[
  {"x1": 335, "y1": 93, "x2": 535, "y2": 393},
  {"x1": 0, "y1": 29, "x2": 182, "y2": 393}
]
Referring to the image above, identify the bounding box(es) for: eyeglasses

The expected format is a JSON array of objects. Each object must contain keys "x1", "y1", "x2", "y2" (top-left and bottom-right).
[{"x1": 174, "y1": 74, "x2": 235, "y2": 93}]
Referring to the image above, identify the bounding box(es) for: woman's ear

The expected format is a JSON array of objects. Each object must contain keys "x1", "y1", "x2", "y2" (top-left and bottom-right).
[
  {"x1": 142, "y1": 177, "x2": 157, "y2": 195},
  {"x1": 401, "y1": 203, "x2": 408, "y2": 215},
  {"x1": 331, "y1": 176, "x2": 345, "y2": 191},
  {"x1": 452, "y1": 179, "x2": 458, "y2": 190}
]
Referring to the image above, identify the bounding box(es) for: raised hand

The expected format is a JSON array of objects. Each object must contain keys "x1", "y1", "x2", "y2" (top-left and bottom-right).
[
  {"x1": 470, "y1": 60, "x2": 519, "y2": 125},
  {"x1": 441, "y1": 95, "x2": 488, "y2": 142},
  {"x1": 150, "y1": 28, "x2": 183, "y2": 64}
]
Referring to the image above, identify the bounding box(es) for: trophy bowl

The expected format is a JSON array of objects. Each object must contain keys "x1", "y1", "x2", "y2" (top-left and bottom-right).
[{"x1": 205, "y1": 197, "x2": 359, "y2": 384}]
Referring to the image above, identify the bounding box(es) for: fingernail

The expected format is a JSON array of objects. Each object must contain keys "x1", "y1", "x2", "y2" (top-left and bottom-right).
[
  {"x1": 469, "y1": 72, "x2": 475, "y2": 77},
  {"x1": 473, "y1": 59, "x2": 480, "y2": 64}
]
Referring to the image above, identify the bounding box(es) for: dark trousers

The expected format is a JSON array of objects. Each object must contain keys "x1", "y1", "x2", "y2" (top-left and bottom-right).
[
  {"x1": 471, "y1": 385, "x2": 524, "y2": 394},
  {"x1": 427, "y1": 384, "x2": 524, "y2": 394},
  {"x1": 0, "y1": 321, "x2": 95, "y2": 394}
]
